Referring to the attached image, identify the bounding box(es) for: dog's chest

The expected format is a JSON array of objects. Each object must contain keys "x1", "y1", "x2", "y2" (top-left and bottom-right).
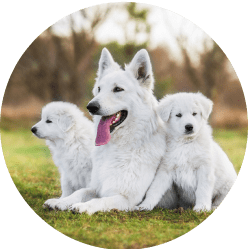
[
  {"x1": 92, "y1": 144, "x2": 159, "y2": 198},
  {"x1": 167, "y1": 142, "x2": 204, "y2": 190}
]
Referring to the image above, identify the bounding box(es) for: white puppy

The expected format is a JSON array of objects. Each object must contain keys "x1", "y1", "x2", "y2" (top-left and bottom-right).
[
  {"x1": 31, "y1": 102, "x2": 95, "y2": 205},
  {"x1": 137, "y1": 92, "x2": 237, "y2": 212}
]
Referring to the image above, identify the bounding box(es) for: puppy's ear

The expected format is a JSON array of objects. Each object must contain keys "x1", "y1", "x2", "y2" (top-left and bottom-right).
[
  {"x1": 57, "y1": 113, "x2": 74, "y2": 132},
  {"x1": 157, "y1": 95, "x2": 174, "y2": 122},
  {"x1": 126, "y1": 49, "x2": 154, "y2": 90},
  {"x1": 196, "y1": 93, "x2": 213, "y2": 120},
  {"x1": 97, "y1": 48, "x2": 120, "y2": 80}
]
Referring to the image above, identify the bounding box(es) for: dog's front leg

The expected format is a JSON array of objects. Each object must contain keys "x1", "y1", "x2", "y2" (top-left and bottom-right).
[
  {"x1": 60, "y1": 175, "x2": 75, "y2": 198},
  {"x1": 70, "y1": 195, "x2": 131, "y2": 215},
  {"x1": 193, "y1": 166, "x2": 215, "y2": 212},
  {"x1": 136, "y1": 166, "x2": 173, "y2": 211},
  {"x1": 43, "y1": 188, "x2": 97, "y2": 211}
]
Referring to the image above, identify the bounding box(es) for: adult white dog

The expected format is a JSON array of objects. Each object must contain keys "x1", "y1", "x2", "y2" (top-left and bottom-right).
[
  {"x1": 31, "y1": 102, "x2": 95, "y2": 205},
  {"x1": 44, "y1": 48, "x2": 166, "y2": 214},
  {"x1": 137, "y1": 92, "x2": 237, "y2": 212}
]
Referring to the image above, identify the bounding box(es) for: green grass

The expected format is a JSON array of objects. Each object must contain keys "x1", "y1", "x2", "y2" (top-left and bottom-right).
[
  {"x1": 212, "y1": 129, "x2": 247, "y2": 173},
  {"x1": 0, "y1": 128, "x2": 247, "y2": 248}
]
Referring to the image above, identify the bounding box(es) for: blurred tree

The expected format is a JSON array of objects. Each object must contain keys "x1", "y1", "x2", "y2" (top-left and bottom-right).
[
  {"x1": 156, "y1": 19, "x2": 197, "y2": 97},
  {"x1": 177, "y1": 35, "x2": 202, "y2": 91},
  {"x1": 94, "y1": 2, "x2": 151, "y2": 64},
  {"x1": 124, "y1": 2, "x2": 151, "y2": 45},
  {"x1": 174, "y1": 33, "x2": 230, "y2": 101},
  {"x1": 200, "y1": 41, "x2": 228, "y2": 99},
  {"x1": 4, "y1": 34, "x2": 53, "y2": 105},
  {"x1": 68, "y1": 12, "x2": 91, "y2": 103},
  {"x1": 4, "y1": 5, "x2": 112, "y2": 107},
  {"x1": 49, "y1": 6, "x2": 112, "y2": 105},
  {"x1": 150, "y1": 47, "x2": 177, "y2": 99}
]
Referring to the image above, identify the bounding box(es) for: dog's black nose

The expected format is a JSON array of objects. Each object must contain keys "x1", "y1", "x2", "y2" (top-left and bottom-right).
[
  {"x1": 185, "y1": 124, "x2": 193, "y2": 132},
  {"x1": 87, "y1": 101, "x2": 100, "y2": 114},
  {"x1": 31, "y1": 127, "x2": 37, "y2": 134}
]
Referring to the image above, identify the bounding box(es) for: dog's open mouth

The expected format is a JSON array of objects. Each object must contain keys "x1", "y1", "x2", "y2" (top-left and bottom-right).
[{"x1": 96, "y1": 110, "x2": 128, "y2": 146}]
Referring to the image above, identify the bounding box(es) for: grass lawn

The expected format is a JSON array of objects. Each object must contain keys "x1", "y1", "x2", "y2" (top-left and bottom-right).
[{"x1": 0, "y1": 126, "x2": 247, "y2": 248}]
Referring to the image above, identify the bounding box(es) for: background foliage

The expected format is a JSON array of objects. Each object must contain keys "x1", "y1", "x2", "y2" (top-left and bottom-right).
[{"x1": 1, "y1": 3, "x2": 247, "y2": 128}]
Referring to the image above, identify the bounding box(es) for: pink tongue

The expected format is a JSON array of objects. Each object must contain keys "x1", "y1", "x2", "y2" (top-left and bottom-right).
[{"x1": 96, "y1": 115, "x2": 116, "y2": 146}]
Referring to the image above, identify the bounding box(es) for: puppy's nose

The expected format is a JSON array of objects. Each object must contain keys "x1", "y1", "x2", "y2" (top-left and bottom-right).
[
  {"x1": 185, "y1": 124, "x2": 193, "y2": 132},
  {"x1": 31, "y1": 127, "x2": 37, "y2": 134},
  {"x1": 87, "y1": 101, "x2": 100, "y2": 114}
]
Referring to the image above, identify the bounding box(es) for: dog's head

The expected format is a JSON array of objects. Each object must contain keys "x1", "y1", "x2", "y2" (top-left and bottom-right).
[
  {"x1": 87, "y1": 48, "x2": 155, "y2": 146},
  {"x1": 158, "y1": 92, "x2": 213, "y2": 139},
  {"x1": 31, "y1": 102, "x2": 76, "y2": 141}
]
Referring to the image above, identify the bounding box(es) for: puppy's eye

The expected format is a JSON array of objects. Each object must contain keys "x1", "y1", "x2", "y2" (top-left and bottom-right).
[
  {"x1": 193, "y1": 112, "x2": 197, "y2": 116},
  {"x1": 46, "y1": 120, "x2": 52, "y2": 123},
  {"x1": 98, "y1": 87, "x2": 100, "y2": 93},
  {"x1": 176, "y1": 113, "x2": 182, "y2": 118},
  {"x1": 113, "y1": 86, "x2": 124, "y2": 92}
]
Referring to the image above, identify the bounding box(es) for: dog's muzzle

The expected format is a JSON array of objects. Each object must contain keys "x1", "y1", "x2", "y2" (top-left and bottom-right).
[
  {"x1": 185, "y1": 124, "x2": 193, "y2": 134},
  {"x1": 87, "y1": 101, "x2": 100, "y2": 115}
]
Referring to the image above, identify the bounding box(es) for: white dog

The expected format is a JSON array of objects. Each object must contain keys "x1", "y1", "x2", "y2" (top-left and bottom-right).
[
  {"x1": 31, "y1": 102, "x2": 95, "y2": 205},
  {"x1": 44, "y1": 48, "x2": 166, "y2": 214},
  {"x1": 137, "y1": 92, "x2": 237, "y2": 212}
]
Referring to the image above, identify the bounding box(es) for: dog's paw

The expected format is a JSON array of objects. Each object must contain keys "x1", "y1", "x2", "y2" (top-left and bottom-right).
[
  {"x1": 69, "y1": 203, "x2": 83, "y2": 213},
  {"x1": 43, "y1": 198, "x2": 71, "y2": 211},
  {"x1": 211, "y1": 205, "x2": 218, "y2": 210},
  {"x1": 69, "y1": 202, "x2": 94, "y2": 215},
  {"x1": 54, "y1": 200, "x2": 71, "y2": 211},
  {"x1": 134, "y1": 206, "x2": 147, "y2": 211},
  {"x1": 43, "y1": 198, "x2": 59, "y2": 210},
  {"x1": 135, "y1": 204, "x2": 153, "y2": 211},
  {"x1": 193, "y1": 205, "x2": 211, "y2": 212},
  {"x1": 70, "y1": 199, "x2": 103, "y2": 215}
]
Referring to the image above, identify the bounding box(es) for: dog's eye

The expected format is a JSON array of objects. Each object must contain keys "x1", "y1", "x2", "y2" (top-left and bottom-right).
[
  {"x1": 113, "y1": 86, "x2": 124, "y2": 92},
  {"x1": 176, "y1": 113, "x2": 182, "y2": 118},
  {"x1": 98, "y1": 87, "x2": 100, "y2": 93},
  {"x1": 46, "y1": 120, "x2": 52, "y2": 123},
  {"x1": 193, "y1": 112, "x2": 197, "y2": 116}
]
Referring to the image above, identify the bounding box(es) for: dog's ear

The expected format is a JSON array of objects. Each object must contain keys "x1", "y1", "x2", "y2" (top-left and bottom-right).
[
  {"x1": 127, "y1": 49, "x2": 154, "y2": 90},
  {"x1": 195, "y1": 93, "x2": 213, "y2": 120},
  {"x1": 157, "y1": 95, "x2": 174, "y2": 122},
  {"x1": 97, "y1": 48, "x2": 120, "y2": 80},
  {"x1": 57, "y1": 113, "x2": 74, "y2": 132}
]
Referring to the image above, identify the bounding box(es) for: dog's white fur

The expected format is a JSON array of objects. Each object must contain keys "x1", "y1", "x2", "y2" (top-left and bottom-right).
[
  {"x1": 137, "y1": 92, "x2": 237, "y2": 212},
  {"x1": 45, "y1": 48, "x2": 166, "y2": 214},
  {"x1": 31, "y1": 102, "x2": 95, "y2": 205}
]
